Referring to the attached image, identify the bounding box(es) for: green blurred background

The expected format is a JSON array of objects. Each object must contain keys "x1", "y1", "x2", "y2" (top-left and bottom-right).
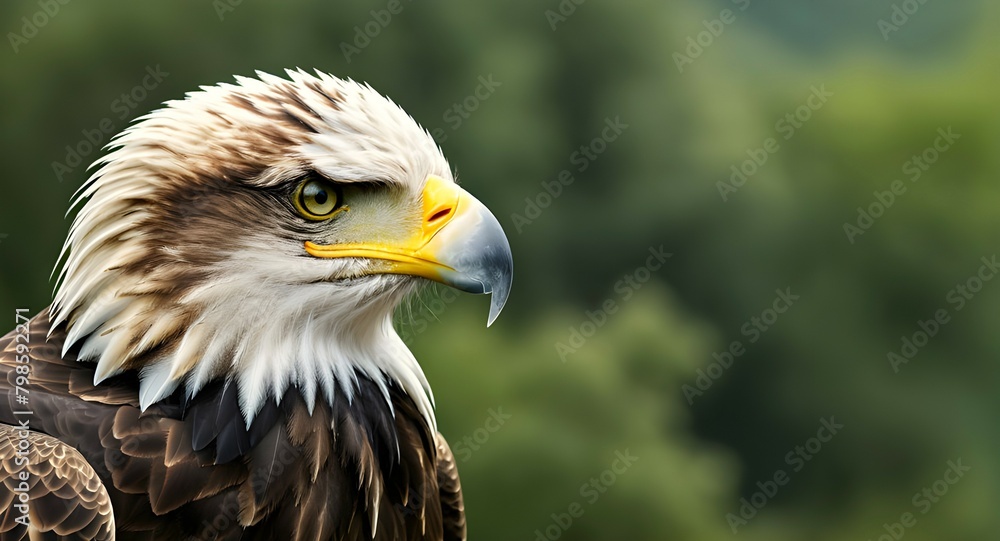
[{"x1": 1, "y1": 1, "x2": 998, "y2": 539}]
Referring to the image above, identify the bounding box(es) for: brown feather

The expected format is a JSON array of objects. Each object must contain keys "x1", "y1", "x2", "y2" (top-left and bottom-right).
[
  {"x1": 0, "y1": 310, "x2": 466, "y2": 540},
  {"x1": 0, "y1": 425, "x2": 115, "y2": 540}
]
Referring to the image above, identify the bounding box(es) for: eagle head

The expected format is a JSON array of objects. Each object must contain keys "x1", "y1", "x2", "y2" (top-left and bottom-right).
[{"x1": 50, "y1": 69, "x2": 513, "y2": 428}]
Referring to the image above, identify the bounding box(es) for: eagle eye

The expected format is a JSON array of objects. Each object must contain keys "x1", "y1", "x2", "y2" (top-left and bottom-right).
[{"x1": 293, "y1": 176, "x2": 343, "y2": 220}]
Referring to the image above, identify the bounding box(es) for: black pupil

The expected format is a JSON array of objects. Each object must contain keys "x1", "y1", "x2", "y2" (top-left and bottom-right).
[{"x1": 313, "y1": 188, "x2": 328, "y2": 205}]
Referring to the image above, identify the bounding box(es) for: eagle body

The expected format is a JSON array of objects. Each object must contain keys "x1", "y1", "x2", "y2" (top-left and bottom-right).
[
  {"x1": 0, "y1": 70, "x2": 511, "y2": 540},
  {"x1": 0, "y1": 310, "x2": 463, "y2": 540}
]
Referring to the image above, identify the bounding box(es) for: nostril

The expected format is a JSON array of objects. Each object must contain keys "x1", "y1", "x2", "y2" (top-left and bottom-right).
[{"x1": 428, "y1": 207, "x2": 452, "y2": 224}]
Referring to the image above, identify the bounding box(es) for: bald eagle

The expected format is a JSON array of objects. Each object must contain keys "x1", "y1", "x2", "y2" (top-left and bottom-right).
[{"x1": 0, "y1": 70, "x2": 512, "y2": 540}]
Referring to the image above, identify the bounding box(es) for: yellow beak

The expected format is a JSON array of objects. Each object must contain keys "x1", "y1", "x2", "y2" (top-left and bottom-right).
[{"x1": 304, "y1": 176, "x2": 513, "y2": 325}]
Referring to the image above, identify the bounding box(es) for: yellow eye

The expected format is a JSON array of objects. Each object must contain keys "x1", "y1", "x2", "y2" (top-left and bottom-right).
[{"x1": 293, "y1": 177, "x2": 342, "y2": 220}]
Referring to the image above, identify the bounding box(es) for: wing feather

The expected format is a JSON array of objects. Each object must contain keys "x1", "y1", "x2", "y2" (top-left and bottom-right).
[
  {"x1": 0, "y1": 424, "x2": 115, "y2": 540},
  {"x1": 435, "y1": 434, "x2": 467, "y2": 541}
]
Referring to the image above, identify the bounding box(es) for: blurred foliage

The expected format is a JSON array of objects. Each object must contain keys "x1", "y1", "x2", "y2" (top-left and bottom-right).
[{"x1": 1, "y1": 1, "x2": 999, "y2": 539}]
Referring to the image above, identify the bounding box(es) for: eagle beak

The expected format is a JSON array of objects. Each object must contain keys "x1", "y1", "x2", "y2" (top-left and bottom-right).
[{"x1": 305, "y1": 176, "x2": 513, "y2": 326}]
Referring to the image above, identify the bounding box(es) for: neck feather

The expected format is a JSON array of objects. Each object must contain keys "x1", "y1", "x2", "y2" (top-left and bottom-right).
[{"x1": 53, "y1": 249, "x2": 436, "y2": 432}]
